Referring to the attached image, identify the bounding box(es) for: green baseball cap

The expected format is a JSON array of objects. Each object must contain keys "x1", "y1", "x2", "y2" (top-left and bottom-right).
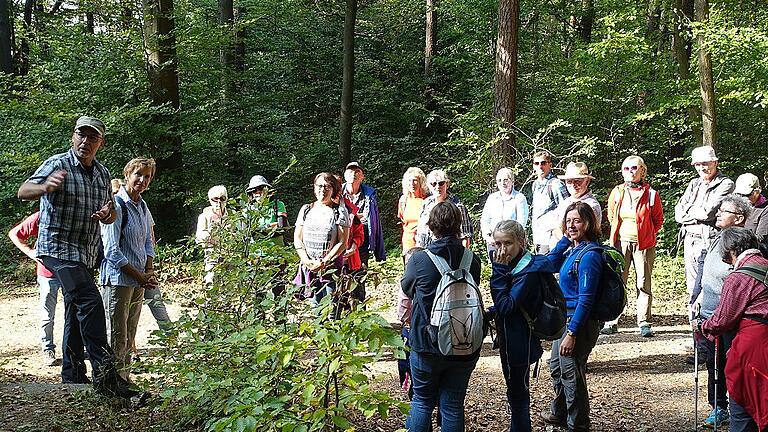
[{"x1": 74, "y1": 116, "x2": 106, "y2": 137}]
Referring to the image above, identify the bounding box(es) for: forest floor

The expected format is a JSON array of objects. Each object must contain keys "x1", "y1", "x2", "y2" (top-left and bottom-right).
[{"x1": 0, "y1": 278, "x2": 706, "y2": 432}]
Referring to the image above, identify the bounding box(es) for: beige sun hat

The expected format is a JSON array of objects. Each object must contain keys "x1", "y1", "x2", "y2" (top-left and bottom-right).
[
  {"x1": 734, "y1": 173, "x2": 761, "y2": 195},
  {"x1": 690, "y1": 145, "x2": 718, "y2": 165},
  {"x1": 557, "y1": 162, "x2": 595, "y2": 180}
]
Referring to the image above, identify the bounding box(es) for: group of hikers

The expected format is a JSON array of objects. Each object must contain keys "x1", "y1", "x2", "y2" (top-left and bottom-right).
[{"x1": 8, "y1": 115, "x2": 768, "y2": 431}]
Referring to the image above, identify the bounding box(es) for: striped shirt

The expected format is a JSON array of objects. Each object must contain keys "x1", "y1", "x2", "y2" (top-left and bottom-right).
[
  {"x1": 26, "y1": 149, "x2": 113, "y2": 268},
  {"x1": 98, "y1": 187, "x2": 155, "y2": 287}
]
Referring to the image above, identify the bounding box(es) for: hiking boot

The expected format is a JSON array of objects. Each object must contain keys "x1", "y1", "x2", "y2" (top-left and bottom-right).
[
  {"x1": 702, "y1": 407, "x2": 729, "y2": 428},
  {"x1": 600, "y1": 324, "x2": 618, "y2": 335},
  {"x1": 639, "y1": 325, "x2": 654, "y2": 337},
  {"x1": 540, "y1": 409, "x2": 566, "y2": 426},
  {"x1": 42, "y1": 349, "x2": 57, "y2": 367}
]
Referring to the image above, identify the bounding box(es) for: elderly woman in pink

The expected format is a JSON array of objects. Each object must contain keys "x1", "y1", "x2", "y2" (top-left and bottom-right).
[{"x1": 196, "y1": 185, "x2": 228, "y2": 284}]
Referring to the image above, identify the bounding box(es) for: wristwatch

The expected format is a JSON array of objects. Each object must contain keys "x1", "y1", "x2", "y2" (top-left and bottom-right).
[{"x1": 566, "y1": 329, "x2": 576, "y2": 337}]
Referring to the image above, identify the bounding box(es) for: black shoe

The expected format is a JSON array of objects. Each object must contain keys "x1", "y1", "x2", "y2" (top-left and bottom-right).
[
  {"x1": 94, "y1": 369, "x2": 140, "y2": 399},
  {"x1": 540, "y1": 409, "x2": 567, "y2": 426},
  {"x1": 62, "y1": 376, "x2": 91, "y2": 384}
]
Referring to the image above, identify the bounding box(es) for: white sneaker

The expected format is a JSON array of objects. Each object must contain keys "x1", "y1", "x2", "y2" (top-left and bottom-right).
[{"x1": 42, "y1": 349, "x2": 57, "y2": 367}]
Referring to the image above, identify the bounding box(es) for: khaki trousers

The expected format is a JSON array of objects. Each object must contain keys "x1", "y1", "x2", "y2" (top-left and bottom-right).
[{"x1": 605, "y1": 242, "x2": 655, "y2": 328}]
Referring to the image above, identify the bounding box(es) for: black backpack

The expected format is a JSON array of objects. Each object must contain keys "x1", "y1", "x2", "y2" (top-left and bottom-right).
[
  {"x1": 570, "y1": 244, "x2": 627, "y2": 322},
  {"x1": 519, "y1": 271, "x2": 567, "y2": 341}
]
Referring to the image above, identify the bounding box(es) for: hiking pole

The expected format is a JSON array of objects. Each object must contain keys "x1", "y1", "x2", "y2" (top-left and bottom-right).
[
  {"x1": 693, "y1": 333, "x2": 700, "y2": 432},
  {"x1": 713, "y1": 337, "x2": 719, "y2": 432}
]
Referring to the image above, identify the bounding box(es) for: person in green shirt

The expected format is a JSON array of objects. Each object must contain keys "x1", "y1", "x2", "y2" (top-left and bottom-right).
[{"x1": 246, "y1": 175, "x2": 288, "y2": 242}]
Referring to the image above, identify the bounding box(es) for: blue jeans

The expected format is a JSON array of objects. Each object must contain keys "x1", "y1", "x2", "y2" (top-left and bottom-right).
[
  {"x1": 143, "y1": 286, "x2": 171, "y2": 330},
  {"x1": 501, "y1": 363, "x2": 532, "y2": 432},
  {"x1": 407, "y1": 351, "x2": 478, "y2": 432},
  {"x1": 38, "y1": 275, "x2": 61, "y2": 351},
  {"x1": 729, "y1": 397, "x2": 761, "y2": 432},
  {"x1": 41, "y1": 256, "x2": 115, "y2": 384}
]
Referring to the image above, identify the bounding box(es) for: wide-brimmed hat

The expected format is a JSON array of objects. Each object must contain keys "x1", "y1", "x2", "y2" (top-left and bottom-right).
[
  {"x1": 690, "y1": 145, "x2": 718, "y2": 165},
  {"x1": 246, "y1": 175, "x2": 271, "y2": 192},
  {"x1": 74, "y1": 116, "x2": 105, "y2": 137},
  {"x1": 734, "y1": 173, "x2": 760, "y2": 195},
  {"x1": 557, "y1": 162, "x2": 595, "y2": 180}
]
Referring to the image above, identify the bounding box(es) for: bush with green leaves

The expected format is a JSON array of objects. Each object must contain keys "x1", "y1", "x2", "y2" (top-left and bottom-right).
[{"x1": 146, "y1": 197, "x2": 407, "y2": 431}]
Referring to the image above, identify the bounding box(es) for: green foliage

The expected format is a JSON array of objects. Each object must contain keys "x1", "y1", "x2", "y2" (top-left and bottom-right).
[{"x1": 146, "y1": 199, "x2": 407, "y2": 431}]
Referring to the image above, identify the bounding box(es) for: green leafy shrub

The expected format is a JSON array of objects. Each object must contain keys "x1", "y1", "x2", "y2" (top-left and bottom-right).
[{"x1": 146, "y1": 198, "x2": 407, "y2": 431}]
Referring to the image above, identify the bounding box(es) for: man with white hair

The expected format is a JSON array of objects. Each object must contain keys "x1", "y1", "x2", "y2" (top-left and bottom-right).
[
  {"x1": 416, "y1": 169, "x2": 474, "y2": 248},
  {"x1": 674, "y1": 145, "x2": 734, "y2": 312}
]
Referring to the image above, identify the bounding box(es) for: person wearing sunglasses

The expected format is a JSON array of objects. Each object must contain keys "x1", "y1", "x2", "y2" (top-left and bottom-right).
[
  {"x1": 196, "y1": 185, "x2": 229, "y2": 284},
  {"x1": 602, "y1": 156, "x2": 664, "y2": 337},
  {"x1": 480, "y1": 167, "x2": 529, "y2": 260},
  {"x1": 674, "y1": 146, "x2": 734, "y2": 323},
  {"x1": 734, "y1": 173, "x2": 768, "y2": 246},
  {"x1": 246, "y1": 175, "x2": 288, "y2": 232},
  {"x1": 415, "y1": 169, "x2": 474, "y2": 248},
  {"x1": 530, "y1": 151, "x2": 569, "y2": 254}
]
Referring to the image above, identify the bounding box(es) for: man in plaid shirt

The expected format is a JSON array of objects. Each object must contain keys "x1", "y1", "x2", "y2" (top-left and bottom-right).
[{"x1": 17, "y1": 116, "x2": 137, "y2": 399}]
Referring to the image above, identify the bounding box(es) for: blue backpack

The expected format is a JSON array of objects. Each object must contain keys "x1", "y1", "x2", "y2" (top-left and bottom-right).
[{"x1": 570, "y1": 244, "x2": 627, "y2": 322}]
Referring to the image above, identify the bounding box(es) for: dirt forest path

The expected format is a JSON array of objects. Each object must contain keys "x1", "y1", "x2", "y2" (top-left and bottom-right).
[{"x1": 1, "y1": 282, "x2": 707, "y2": 431}]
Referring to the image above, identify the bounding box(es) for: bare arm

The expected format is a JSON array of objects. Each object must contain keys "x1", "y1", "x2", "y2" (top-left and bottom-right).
[{"x1": 8, "y1": 224, "x2": 36, "y2": 260}]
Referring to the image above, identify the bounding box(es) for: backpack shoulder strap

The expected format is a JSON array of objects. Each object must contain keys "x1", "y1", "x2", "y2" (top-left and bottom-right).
[
  {"x1": 425, "y1": 250, "x2": 453, "y2": 275},
  {"x1": 113, "y1": 195, "x2": 129, "y2": 247},
  {"x1": 458, "y1": 248, "x2": 473, "y2": 272},
  {"x1": 570, "y1": 243, "x2": 601, "y2": 275},
  {"x1": 734, "y1": 264, "x2": 768, "y2": 285}
]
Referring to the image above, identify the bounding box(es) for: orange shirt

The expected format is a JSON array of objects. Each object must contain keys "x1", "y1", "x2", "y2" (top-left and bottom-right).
[{"x1": 398, "y1": 194, "x2": 424, "y2": 253}]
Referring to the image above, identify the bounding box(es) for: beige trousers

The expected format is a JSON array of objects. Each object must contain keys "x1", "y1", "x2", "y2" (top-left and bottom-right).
[{"x1": 605, "y1": 242, "x2": 655, "y2": 328}]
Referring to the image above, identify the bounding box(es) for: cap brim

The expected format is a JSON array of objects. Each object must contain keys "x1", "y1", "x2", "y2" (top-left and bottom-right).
[
  {"x1": 75, "y1": 125, "x2": 103, "y2": 137},
  {"x1": 558, "y1": 175, "x2": 594, "y2": 180},
  {"x1": 690, "y1": 158, "x2": 718, "y2": 165}
]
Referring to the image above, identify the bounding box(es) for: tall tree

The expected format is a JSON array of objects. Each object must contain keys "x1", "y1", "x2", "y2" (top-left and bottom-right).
[
  {"x1": 0, "y1": 0, "x2": 13, "y2": 74},
  {"x1": 143, "y1": 0, "x2": 184, "y2": 240},
  {"x1": 424, "y1": 0, "x2": 436, "y2": 77},
  {"x1": 672, "y1": 0, "x2": 703, "y2": 147},
  {"x1": 578, "y1": 0, "x2": 594, "y2": 43},
  {"x1": 218, "y1": 0, "x2": 246, "y2": 177},
  {"x1": 492, "y1": 0, "x2": 519, "y2": 168},
  {"x1": 695, "y1": 0, "x2": 716, "y2": 147},
  {"x1": 339, "y1": 0, "x2": 357, "y2": 166}
]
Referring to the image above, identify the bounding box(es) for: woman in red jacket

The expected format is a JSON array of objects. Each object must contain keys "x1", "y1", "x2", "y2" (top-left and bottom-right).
[
  {"x1": 602, "y1": 155, "x2": 664, "y2": 337},
  {"x1": 700, "y1": 227, "x2": 768, "y2": 432}
]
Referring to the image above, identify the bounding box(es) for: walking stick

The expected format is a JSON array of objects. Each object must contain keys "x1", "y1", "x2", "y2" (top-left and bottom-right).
[
  {"x1": 693, "y1": 333, "x2": 700, "y2": 432},
  {"x1": 713, "y1": 337, "x2": 720, "y2": 432}
]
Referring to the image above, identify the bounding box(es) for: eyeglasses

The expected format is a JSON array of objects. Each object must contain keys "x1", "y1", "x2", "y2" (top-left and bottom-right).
[
  {"x1": 210, "y1": 196, "x2": 227, "y2": 202},
  {"x1": 718, "y1": 208, "x2": 742, "y2": 216},
  {"x1": 75, "y1": 130, "x2": 102, "y2": 141},
  {"x1": 622, "y1": 166, "x2": 639, "y2": 172},
  {"x1": 533, "y1": 161, "x2": 548, "y2": 166},
  {"x1": 314, "y1": 184, "x2": 333, "y2": 190},
  {"x1": 430, "y1": 181, "x2": 447, "y2": 187}
]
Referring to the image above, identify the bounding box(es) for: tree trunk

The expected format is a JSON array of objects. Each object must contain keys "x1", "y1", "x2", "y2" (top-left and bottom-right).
[
  {"x1": 645, "y1": 0, "x2": 661, "y2": 37},
  {"x1": 143, "y1": 0, "x2": 184, "y2": 241},
  {"x1": 672, "y1": 0, "x2": 702, "y2": 146},
  {"x1": 579, "y1": 0, "x2": 594, "y2": 43},
  {"x1": 86, "y1": 11, "x2": 94, "y2": 33},
  {"x1": 0, "y1": 0, "x2": 13, "y2": 74},
  {"x1": 695, "y1": 0, "x2": 716, "y2": 147},
  {"x1": 424, "y1": 0, "x2": 435, "y2": 77},
  {"x1": 492, "y1": 0, "x2": 519, "y2": 168},
  {"x1": 339, "y1": 0, "x2": 357, "y2": 166}
]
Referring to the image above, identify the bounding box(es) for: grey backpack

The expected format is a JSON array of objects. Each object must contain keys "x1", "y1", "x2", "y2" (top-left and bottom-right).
[{"x1": 425, "y1": 249, "x2": 485, "y2": 356}]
